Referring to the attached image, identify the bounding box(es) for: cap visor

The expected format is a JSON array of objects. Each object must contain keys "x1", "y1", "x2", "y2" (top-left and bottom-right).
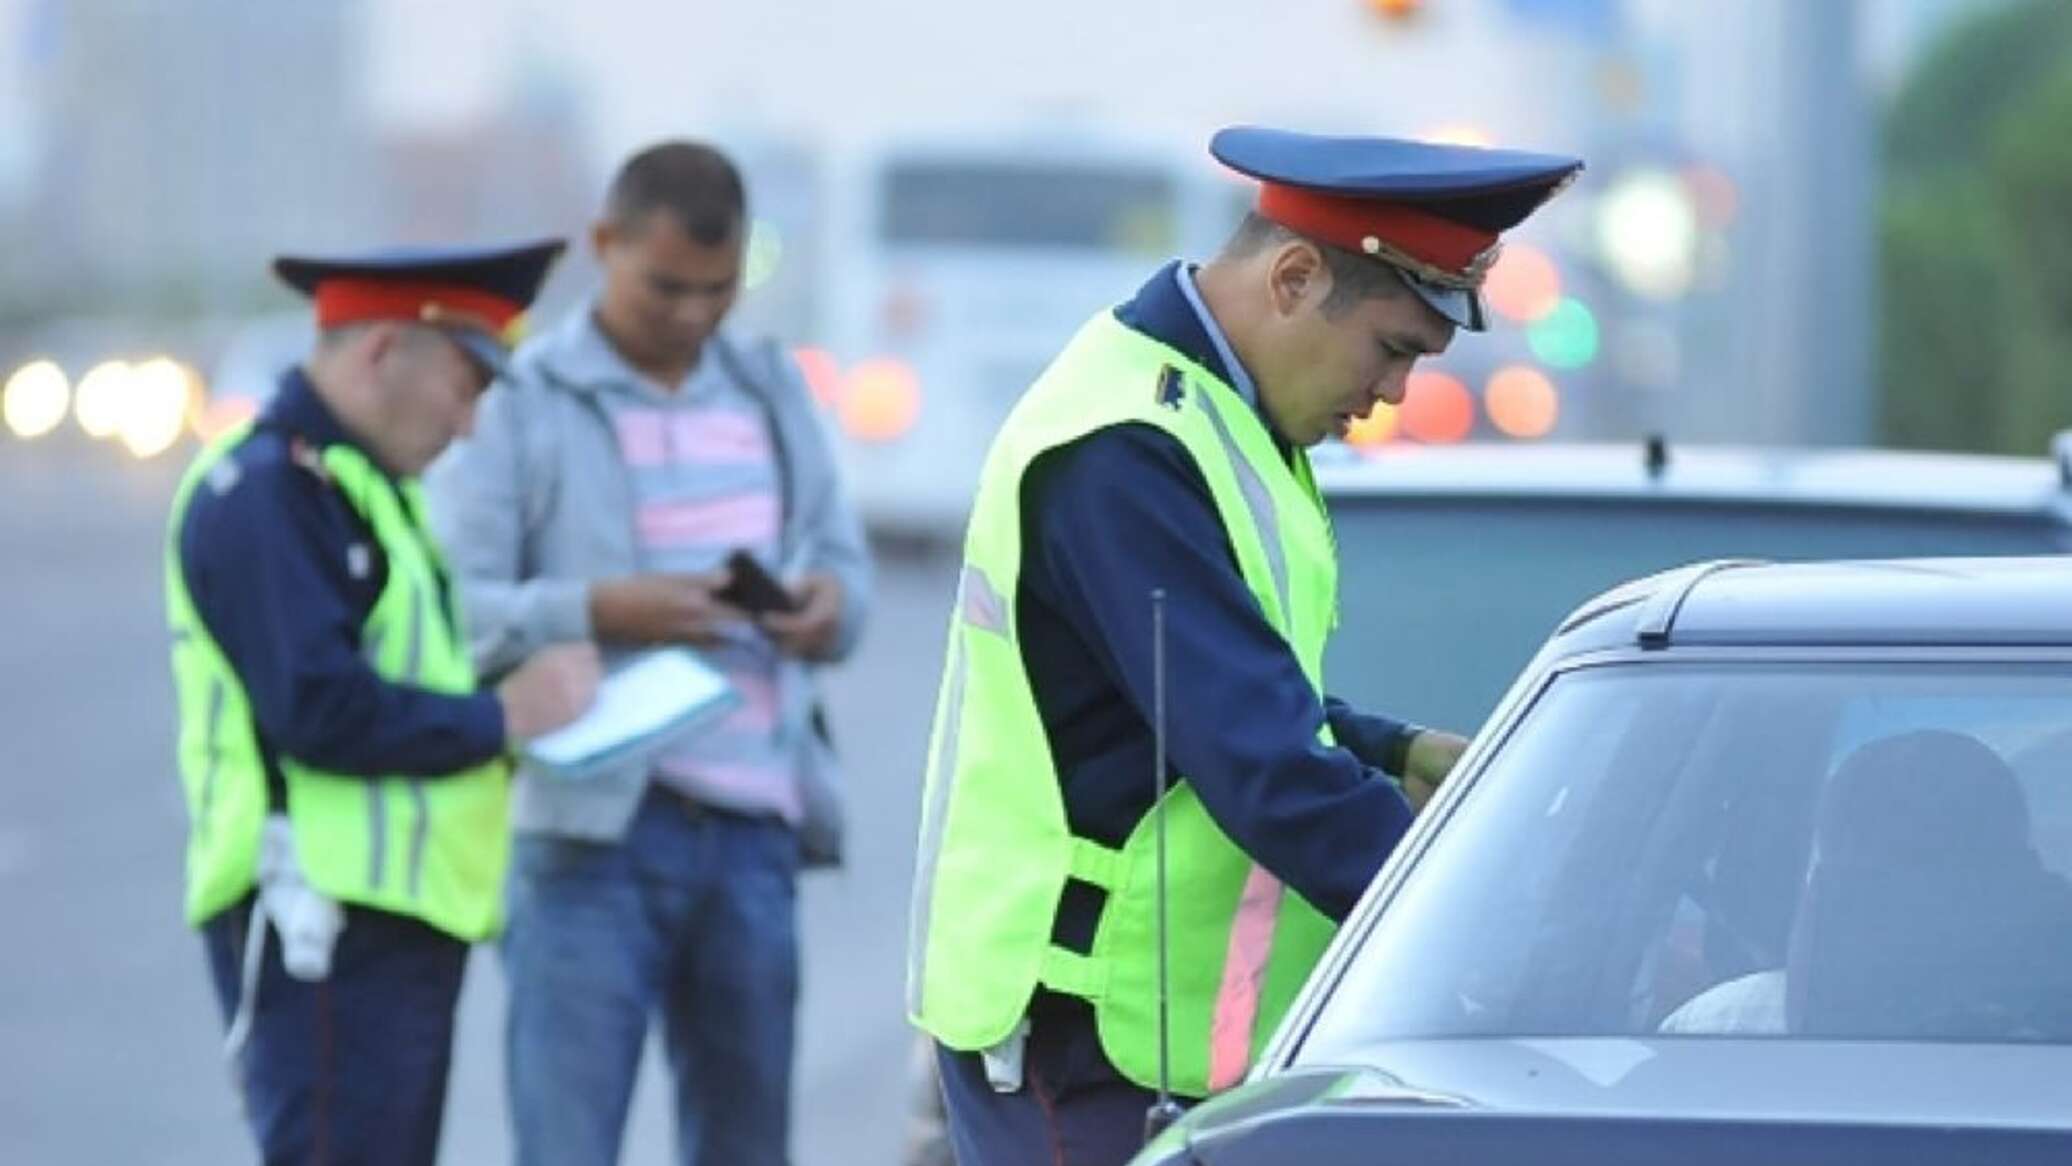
[
  {"x1": 447, "y1": 328, "x2": 511, "y2": 380},
  {"x1": 1402, "y1": 274, "x2": 1487, "y2": 332}
]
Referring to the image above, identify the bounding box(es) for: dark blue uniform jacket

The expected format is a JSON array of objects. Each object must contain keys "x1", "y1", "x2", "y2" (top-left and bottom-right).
[{"x1": 176, "y1": 369, "x2": 505, "y2": 802}]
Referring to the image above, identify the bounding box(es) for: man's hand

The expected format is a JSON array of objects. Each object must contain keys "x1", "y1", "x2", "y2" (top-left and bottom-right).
[
  {"x1": 759, "y1": 572, "x2": 844, "y2": 661},
  {"x1": 1402, "y1": 729, "x2": 1469, "y2": 812},
  {"x1": 588, "y1": 571, "x2": 743, "y2": 646},
  {"x1": 497, "y1": 642, "x2": 602, "y2": 744}
]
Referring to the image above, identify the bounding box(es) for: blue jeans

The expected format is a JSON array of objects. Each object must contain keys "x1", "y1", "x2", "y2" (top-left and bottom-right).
[
  {"x1": 202, "y1": 898, "x2": 469, "y2": 1166},
  {"x1": 503, "y1": 787, "x2": 800, "y2": 1166}
]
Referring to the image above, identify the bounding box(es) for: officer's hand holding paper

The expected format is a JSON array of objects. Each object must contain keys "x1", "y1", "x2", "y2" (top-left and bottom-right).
[
  {"x1": 521, "y1": 647, "x2": 736, "y2": 780},
  {"x1": 498, "y1": 642, "x2": 603, "y2": 743}
]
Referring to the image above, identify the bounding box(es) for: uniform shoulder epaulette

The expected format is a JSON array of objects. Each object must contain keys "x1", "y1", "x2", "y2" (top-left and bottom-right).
[{"x1": 287, "y1": 437, "x2": 333, "y2": 485}]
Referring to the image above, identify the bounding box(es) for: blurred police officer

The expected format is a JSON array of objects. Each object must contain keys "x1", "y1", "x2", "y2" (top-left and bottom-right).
[
  {"x1": 906, "y1": 126, "x2": 1582, "y2": 1165},
  {"x1": 165, "y1": 240, "x2": 600, "y2": 1165}
]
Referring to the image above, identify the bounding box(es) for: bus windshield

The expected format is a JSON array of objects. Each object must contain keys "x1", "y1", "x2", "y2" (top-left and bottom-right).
[{"x1": 878, "y1": 159, "x2": 1177, "y2": 253}]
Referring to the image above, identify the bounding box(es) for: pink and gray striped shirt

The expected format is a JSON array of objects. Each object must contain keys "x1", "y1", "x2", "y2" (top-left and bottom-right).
[{"x1": 602, "y1": 354, "x2": 799, "y2": 823}]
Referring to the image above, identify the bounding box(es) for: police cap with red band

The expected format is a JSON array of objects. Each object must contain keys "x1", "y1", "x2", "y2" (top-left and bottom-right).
[
  {"x1": 272, "y1": 238, "x2": 566, "y2": 375},
  {"x1": 1210, "y1": 126, "x2": 1581, "y2": 331}
]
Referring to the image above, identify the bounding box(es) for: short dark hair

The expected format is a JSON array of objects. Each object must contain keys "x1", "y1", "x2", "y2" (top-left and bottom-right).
[
  {"x1": 605, "y1": 141, "x2": 746, "y2": 246},
  {"x1": 1222, "y1": 212, "x2": 1407, "y2": 317}
]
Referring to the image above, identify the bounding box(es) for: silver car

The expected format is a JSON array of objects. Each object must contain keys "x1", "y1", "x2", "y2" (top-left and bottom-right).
[{"x1": 1140, "y1": 556, "x2": 2072, "y2": 1164}]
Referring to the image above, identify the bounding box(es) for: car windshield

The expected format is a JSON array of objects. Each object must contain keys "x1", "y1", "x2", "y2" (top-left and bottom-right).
[
  {"x1": 1324, "y1": 498, "x2": 2069, "y2": 734},
  {"x1": 1298, "y1": 659, "x2": 2072, "y2": 1061}
]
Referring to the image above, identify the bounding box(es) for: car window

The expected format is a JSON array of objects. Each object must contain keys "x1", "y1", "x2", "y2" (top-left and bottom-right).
[
  {"x1": 1298, "y1": 660, "x2": 2072, "y2": 1058},
  {"x1": 1325, "y1": 498, "x2": 2068, "y2": 734}
]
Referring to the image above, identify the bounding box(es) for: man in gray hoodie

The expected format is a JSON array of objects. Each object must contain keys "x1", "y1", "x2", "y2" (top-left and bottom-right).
[{"x1": 427, "y1": 141, "x2": 872, "y2": 1166}]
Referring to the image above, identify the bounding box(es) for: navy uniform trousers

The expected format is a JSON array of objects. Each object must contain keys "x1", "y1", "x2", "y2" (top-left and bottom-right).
[
  {"x1": 202, "y1": 896, "x2": 468, "y2": 1166},
  {"x1": 935, "y1": 996, "x2": 1168, "y2": 1166}
]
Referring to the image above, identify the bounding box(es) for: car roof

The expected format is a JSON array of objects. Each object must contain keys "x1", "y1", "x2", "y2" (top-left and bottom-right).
[
  {"x1": 1552, "y1": 556, "x2": 2072, "y2": 654},
  {"x1": 1314, "y1": 440, "x2": 2072, "y2": 519}
]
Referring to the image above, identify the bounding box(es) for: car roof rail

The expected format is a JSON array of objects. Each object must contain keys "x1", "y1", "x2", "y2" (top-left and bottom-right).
[{"x1": 1634, "y1": 559, "x2": 1767, "y2": 649}]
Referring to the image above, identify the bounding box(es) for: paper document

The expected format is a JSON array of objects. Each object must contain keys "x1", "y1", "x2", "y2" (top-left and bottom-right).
[{"x1": 522, "y1": 648, "x2": 737, "y2": 779}]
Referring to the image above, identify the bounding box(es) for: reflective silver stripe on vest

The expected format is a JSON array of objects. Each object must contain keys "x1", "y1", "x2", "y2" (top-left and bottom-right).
[
  {"x1": 1192, "y1": 387, "x2": 1311, "y2": 1087},
  {"x1": 960, "y1": 562, "x2": 1011, "y2": 637},
  {"x1": 358, "y1": 612, "x2": 395, "y2": 890},
  {"x1": 401, "y1": 580, "x2": 432, "y2": 897},
  {"x1": 357, "y1": 571, "x2": 429, "y2": 896},
  {"x1": 197, "y1": 678, "x2": 226, "y2": 843},
  {"x1": 403, "y1": 578, "x2": 425, "y2": 682},
  {"x1": 406, "y1": 781, "x2": 431, "y2": 899},
  {"x1": 1194, "y1": 391, "x2": 1292, "y2": 621},
  {"x1": 363, "y1": 620, "x2": 389, "y2": 671},
  {"x1": 366, "y1": 783, "x2": 388, "y2": 890},
  {"x1": 907, "y1": 564, "x2": 1008, "y2": 1014}
]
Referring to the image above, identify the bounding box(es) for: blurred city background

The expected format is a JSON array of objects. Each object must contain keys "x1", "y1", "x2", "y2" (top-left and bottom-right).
[{"x1": 2, "y1": 0, "x2": 2068, "y2": 1161}]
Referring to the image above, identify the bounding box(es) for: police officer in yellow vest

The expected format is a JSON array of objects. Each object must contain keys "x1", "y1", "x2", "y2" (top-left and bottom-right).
[
  {"x1": 908, "y1": 127, "x2": 1582, "y2": 1165},
  {"x1": 166, "y1": 241, "x2": 602, "y2": 1165}
]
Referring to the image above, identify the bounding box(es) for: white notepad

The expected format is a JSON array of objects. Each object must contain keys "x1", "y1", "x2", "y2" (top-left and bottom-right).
[{"x1": 522, "y1": 648, "x2": 737, "y2": 780}]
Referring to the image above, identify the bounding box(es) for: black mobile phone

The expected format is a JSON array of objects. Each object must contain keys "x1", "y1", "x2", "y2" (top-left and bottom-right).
[{"x1": 718, "y1": 550, "x2": 800, "y2": 615}]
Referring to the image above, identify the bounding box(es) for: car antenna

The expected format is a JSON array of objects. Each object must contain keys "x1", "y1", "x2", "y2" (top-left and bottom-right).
[
  {"x1": 1144, "y1": 588, "x2": 1187, "y2": 1145},
  {"x1": 1644, "y1": 432, "x2": 1671, "y2": 481}
]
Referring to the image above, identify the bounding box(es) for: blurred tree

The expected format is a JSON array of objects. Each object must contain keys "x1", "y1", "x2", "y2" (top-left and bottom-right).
[
  {"x1": 1877, "y1": 0, "x2": 2072, "y2": 454},
  {"x1": 1879, "y1": 178, "x2": 2007, "y2": 451},
  {"x1": 1991, "y1": 65, "x2": 2072, "y2": 448},
  {"x1": 1883, "y1": 1, "x2": 2072, "y2": 179}
]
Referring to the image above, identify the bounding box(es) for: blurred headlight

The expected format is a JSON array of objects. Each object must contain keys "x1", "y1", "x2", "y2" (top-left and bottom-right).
[
  {"x1": 75, "y1": 360, "x2": 134, "y2": 439},
  {"x1": 117, "y1": 357, "x2": 198, "y2": 459},
  {"x1": 3, "y1": 360, "x2": 72, "y2": 440}
]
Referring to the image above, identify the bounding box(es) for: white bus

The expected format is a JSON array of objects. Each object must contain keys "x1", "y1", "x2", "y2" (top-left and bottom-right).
[{"x1": 791, "y1": 131, "x2": 1254, "y2": 538}]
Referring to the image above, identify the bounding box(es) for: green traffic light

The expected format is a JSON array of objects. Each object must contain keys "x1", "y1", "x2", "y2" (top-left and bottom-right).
[{"x1": 1528, "y1": 298, "x2": 1599, "y2": 370}]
